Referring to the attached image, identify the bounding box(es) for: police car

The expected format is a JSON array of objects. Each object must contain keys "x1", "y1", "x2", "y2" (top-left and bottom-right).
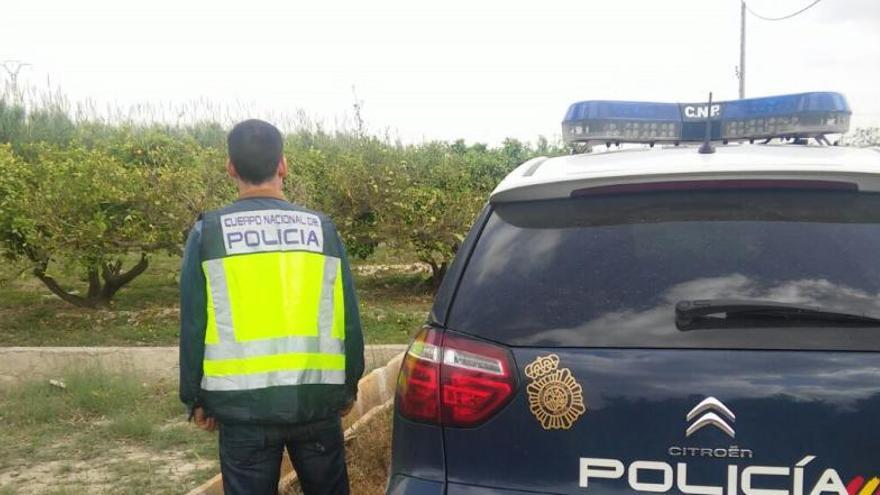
[{"x1": 387, "y1": 92, "x2": 880, "y2": 495}]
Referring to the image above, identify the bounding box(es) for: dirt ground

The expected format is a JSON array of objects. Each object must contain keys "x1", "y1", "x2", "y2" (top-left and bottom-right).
[
  {"x1": 0, "y1": 371, "x2": 219, "y2": 495},
  {"x1": 1, "y1": 371, "x2": 399, "y2": 495},
  {"x1": 0, "y1": 445, "x2": 215, "y2": 494}
]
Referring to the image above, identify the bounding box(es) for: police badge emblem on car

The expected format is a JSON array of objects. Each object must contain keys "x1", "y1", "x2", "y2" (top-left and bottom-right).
[{"x1": 525, "y1": 354, "x2": 587, "y2": 430}]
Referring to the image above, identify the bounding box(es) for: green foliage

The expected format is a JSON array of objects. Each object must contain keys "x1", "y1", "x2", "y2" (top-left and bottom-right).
[
  {"x1": 22, "y1": 144, "x2": 154, "y2": 261},
  {"x1": 285, "y1": 135, "x2": 395, "y2": 259},
  {"x1": 0, "y1": 100, "x2": 26, "y2": 144},
  {"x1": 0, "y1": 93, "x2": 564, "y2": 306},
  {"x1": 283, "y1": 134, "x2": 565, "y2": 283},
  {"x1": 0, "y1": 97, "x2": 75, "y2": 148},
  {"x1": 0, "y1": 144, "x2": 30, "y2": 260},
  {"x1": 381, "y1": 142, "x2": 483, "y2": 283},
  {"x1": 0, "y1": 135, "x2": 222, "y2": 307}
]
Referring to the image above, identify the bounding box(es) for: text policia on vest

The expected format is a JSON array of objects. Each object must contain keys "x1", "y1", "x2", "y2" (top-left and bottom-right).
[{"x1": 221, "y1": 209, "x2": 324, "y2": 255}]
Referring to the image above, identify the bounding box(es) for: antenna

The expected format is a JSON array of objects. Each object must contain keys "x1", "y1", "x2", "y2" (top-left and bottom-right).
[{"x1": 698, "y1": 92, "x2": 716, "y2": 155}]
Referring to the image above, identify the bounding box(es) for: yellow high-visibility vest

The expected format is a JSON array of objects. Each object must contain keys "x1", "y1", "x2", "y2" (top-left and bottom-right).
[{"x1": 199, "y1": 208, "x2": 346, "y2": 392}]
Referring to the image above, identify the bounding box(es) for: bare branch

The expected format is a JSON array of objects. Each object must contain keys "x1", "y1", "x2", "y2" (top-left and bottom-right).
[{"x1": 33, "y1": 266, "x2": 92, "y2": 308}]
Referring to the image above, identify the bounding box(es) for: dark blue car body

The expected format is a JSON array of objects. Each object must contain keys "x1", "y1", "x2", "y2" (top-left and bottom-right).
[{"x1": 388, "y1": 188, "x2": 880, "y2": 494}]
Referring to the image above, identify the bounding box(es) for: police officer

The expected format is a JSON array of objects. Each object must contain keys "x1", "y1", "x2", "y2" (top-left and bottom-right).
[{"x1": 179, "y1": 119, "x2": 364, "y2": 495}]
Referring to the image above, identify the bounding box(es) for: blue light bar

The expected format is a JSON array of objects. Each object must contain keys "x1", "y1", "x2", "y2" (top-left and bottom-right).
[{"x1": 562, "y1": 92, "x2": 851, "y2": 145}]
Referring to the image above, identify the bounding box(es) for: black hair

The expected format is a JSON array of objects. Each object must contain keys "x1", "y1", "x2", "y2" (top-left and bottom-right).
[{"x1": 226, "y1": 119, "x2": 284, "y2": 184}]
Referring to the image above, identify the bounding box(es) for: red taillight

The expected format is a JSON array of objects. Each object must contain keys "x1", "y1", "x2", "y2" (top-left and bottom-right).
[
  {"x1": 397, "y1": 327, "x2": 517, "y2": 427},
  {"x1": 440, "y1": 333, "x2": 516, "y2": 426},
  {"x1": 397, "y1": 328, "x2": 442, "y2": 423}
]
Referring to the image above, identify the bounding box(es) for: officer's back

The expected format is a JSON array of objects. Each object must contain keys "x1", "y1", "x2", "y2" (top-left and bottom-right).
[{"x1": 179, "y1": 119, "x2": 364, "y2": 495}]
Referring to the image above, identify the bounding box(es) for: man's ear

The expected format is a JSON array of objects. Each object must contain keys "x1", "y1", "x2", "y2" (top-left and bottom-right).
[
  {"x1": 226, "y1": 160, "x2": 239, "y2": 179},
  {"x1": 278, "y1": 156, "x2": 288, "y2": 179}
]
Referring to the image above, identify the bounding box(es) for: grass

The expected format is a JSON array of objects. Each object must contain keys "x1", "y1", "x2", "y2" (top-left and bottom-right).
[
  {"x1": 0, "y1": 248, "x2": 419, "y2": 492},
  {"x1": 354, "y1": 270, "x2": 433, "y2": 345},
  {"x1": 0, "y1": 367, "x2": 218, "y2": 494},
  {"x1": 0, "y1": 363, "x2": 397, "y2": 494},
  {"x1": 0, "y1": 251, "x2": 433, "y2": 346}
]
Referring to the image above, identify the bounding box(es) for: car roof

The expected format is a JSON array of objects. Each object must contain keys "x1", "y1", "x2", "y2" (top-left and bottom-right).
[{"x1": 490, "y1": 144, "x2": 880, "y2": 203}]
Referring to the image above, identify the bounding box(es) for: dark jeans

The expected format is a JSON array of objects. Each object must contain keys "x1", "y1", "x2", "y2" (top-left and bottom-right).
[{"x1": 219, "y1": 416, "x2": 349, "y2": 495}]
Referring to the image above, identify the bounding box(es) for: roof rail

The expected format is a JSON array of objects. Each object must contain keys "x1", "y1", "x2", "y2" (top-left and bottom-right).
[{"x1": 521, "y1": 156, "x2": 550, "y2": 177}]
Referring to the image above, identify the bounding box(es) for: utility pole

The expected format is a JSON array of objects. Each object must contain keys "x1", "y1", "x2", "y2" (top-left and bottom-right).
[
  {"x1": 738, "y1": 1, "x2": 746, "y2": 99},
  {"x1": 737, "y1": 0, "x2": 826, "y2": 99},
  {"x1": 1, "y1": 60, "x2": 31, "y2": 95}
]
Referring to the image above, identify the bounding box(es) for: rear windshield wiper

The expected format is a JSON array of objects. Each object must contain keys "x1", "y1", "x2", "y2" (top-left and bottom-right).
[{"x1": 675, "y1": 299, "x2": 880, "y2": 331}]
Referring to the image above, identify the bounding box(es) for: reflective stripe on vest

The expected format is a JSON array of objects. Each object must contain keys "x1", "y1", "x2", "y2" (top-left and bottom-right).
[{"x1": 200, "y1": 250, "x2": 345, "y2": 391}]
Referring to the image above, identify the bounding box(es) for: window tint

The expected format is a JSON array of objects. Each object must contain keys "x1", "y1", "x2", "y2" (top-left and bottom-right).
[{"x1": 448, "y1": 191, "x2": 880, "y2": 350}]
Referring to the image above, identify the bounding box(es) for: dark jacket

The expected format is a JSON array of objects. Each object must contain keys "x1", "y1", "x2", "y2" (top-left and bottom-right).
[{"x1": 179, "y1": 197, "x2": 365, "y2": 424}]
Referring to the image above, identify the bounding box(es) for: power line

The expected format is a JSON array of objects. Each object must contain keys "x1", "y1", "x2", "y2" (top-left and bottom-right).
[
  {"x1": 745, "y1": 0, "x2": 824, "y2": 21},
  {"x1": 737, "y1": 0, "x2": 825, "y2": 98}
]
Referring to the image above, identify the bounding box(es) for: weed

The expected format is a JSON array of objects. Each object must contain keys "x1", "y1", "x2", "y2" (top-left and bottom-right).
[
  {"x1": 63, "y1": 368, "x2": 143, "y2": 419},
  {"x1": 106, "y1": 412, "x2": 155, "y2": 441}
]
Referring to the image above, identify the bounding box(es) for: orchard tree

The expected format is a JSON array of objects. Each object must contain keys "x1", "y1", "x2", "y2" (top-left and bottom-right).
[
  {"x1": 0, "y1": 142, "x2": 198, "y2": 308},
  {"x1": 384, "y1": 182, "x2": 482, "y2": 287},
  {"x1": 0, "y1": 144, "x2": 30, "y2": 262},
  {"x1": 0, "y1": 95, "x2": 571, "y2": 302},
  {"x1": 105, "y1": 128, "x2": 234, "y2": 239},
  {"x1": 286, "y1": 134, "x2": 396, "y2": 259},
  {"x1": 382, "y1": 139, "x2": 555, "y2": 287},
  {"x1": 382, "y1": 143, "x2": 486, "y2": 287}
]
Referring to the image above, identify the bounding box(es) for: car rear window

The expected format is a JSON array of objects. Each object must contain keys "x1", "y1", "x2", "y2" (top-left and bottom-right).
[{"x1": 446, "y1": 190, "x2": 880, "y2": 350}]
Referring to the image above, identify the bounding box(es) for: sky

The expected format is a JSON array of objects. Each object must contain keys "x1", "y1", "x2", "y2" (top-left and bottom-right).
[{"x1": 1, "y1": 0, "x2": 879, "y2": 145}]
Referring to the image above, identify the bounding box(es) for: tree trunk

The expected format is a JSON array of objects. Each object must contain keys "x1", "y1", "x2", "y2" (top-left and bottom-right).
[
  {"x1": 425, "y1": 260, "x2": 448, "y2": 293},
  {"x1": 33, "y1": 254, "x2": 150, "y2": 309},
  {"x1": 100, "y1": 254, "x2": 150, "y2": 302},
  {"x1": 33, "y1": 266, "x2": 99, "y2": 308}
]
